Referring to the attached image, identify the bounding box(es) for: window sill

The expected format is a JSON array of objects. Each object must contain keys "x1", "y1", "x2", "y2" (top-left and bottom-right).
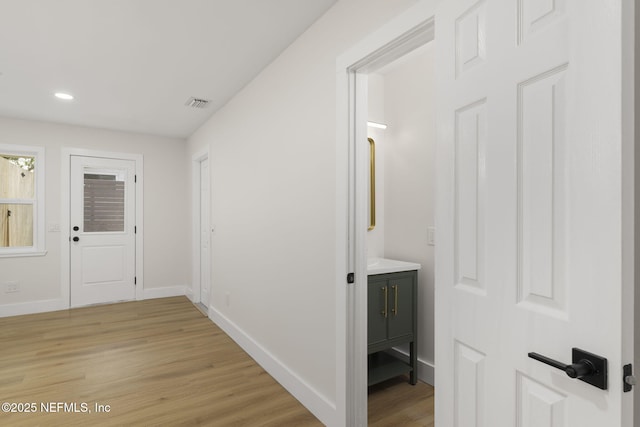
[{"x1": 0, "y1": 250, "x2": 48, "y2": 259}]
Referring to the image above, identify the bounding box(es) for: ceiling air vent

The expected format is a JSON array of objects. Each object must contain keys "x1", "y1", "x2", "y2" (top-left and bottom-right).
[{"x1": 185, "y1": 97, "x2": 211, "y2": 109}]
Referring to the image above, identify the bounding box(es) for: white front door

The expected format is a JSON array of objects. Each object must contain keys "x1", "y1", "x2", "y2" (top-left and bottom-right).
[
  {"x1": 200, "y1": 157, "x2": 211, "y2": 306},
  {"x1": 70, "y1": 156, "x2": 136, "y2": 307},
  {"x1": 435, "y1": 0, "x2": 633, "y2": 426}
]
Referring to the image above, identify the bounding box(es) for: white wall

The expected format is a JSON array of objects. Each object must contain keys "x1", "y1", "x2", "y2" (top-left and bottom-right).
[
  {"x1": 187, "y1": 0, "x2": 419, "y2": 423},
  {"x1": 0, "y1": 117, "x2": 190, "y2": 313},
  {"x1": 367, "y1": 73, "x2": 386, "y2": 258}
]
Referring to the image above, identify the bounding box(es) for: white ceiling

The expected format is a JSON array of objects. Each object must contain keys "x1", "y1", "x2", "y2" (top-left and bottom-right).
[{"x1": 0, "y1": 0, "x2": 337, "y2": 138}]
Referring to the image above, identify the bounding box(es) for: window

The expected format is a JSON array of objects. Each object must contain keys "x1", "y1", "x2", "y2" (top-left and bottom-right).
[
  {"x1": 83, "y1": 171, "x2": 125, "y2": 232},
  {"x1": 0, "y1": 144, "x2": 45, "y2": 257}
]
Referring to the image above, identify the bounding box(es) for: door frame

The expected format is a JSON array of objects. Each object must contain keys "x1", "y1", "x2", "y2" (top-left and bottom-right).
[
  {"x1": 625, "y1": 0, "x2": 637, "y2": 420},
  {"x1": 60, "y1": 148, "x2": 144, "y2": 307},
  {"x1": 335, "y1": 2, "x2": 436, "y2": 425},
  {"x1": 189, "y1": 148, "x2": 210, "y2": 308}
]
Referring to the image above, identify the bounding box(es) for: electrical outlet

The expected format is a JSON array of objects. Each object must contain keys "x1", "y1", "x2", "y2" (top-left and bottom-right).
[{"x1": 4, "y1": 281, "x2": 19, "y2": 293}]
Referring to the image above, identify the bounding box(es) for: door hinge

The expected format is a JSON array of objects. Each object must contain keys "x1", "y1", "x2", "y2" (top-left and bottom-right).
[
  {"x1": 134, "y1": 226, "x2": 137, "y2": 234},
  {"x1": 134, "y1": 276, "x2": 137, "y2": 285},
  {"x1": 134, "y1": 175, "x2": 137, "y2": 183},
  {"x1": 347, "y1": 272, "x2": 355, "y2": 284},
  {"x1": 624, "y1": 364, "x2": 635, "y2": 392}
]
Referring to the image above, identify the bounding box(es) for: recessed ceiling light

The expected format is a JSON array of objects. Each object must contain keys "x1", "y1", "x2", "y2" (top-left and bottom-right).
[{"x1": 54, "y1": 92, "x2": 74, "y2": 100}]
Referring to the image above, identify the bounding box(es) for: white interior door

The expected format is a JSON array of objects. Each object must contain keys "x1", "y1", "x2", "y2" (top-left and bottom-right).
[
  {"x1": 70, "y1": 156, "x2": 136, "y2": 307},
  {"x1": 435, "y1": 0, "x2": 633, "y2": 426},
  {"x1": 200, "y1": 157, "x2": 211, "y2": 306}
]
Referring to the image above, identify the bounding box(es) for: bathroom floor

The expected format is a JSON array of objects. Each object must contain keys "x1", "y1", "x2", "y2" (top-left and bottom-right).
[{"x1": 368, "y1": 376, "x2": 435, "y2": 426}]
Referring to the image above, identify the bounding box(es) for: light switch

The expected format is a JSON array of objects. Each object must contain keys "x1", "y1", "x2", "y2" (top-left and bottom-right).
[
  {"x1": 427, "y1": 226, "x2": 435, "y2": 246},
  {"x1": 48, "y1": 223, "x2": 60, "y2": 232}
]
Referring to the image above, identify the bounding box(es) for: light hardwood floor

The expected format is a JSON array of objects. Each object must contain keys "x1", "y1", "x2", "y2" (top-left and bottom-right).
[
  {"x1": 368, "y1": 376, "x2": 434, "y2": 427},
  {"x1": 0, "y1": 297, "x2": 433, "y2": 426}
]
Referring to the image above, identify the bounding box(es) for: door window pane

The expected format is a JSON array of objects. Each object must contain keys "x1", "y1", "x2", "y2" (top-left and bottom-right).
[
  {"x1": 0, "y1": 204, "x2": 33, "y2": 247},
  {"x1": 84, "y1": 173, "x2": 125, "y2": 232}
]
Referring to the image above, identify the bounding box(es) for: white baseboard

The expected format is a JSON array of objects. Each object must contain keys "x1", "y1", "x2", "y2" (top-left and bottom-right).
[
  {"x1": 388, "y1": 347, "x2": 435, "y2": 386},
  {"x1": 0, "y1": 298, "x2": 68, "y2": 318},
  {"x1": 184, "y1": 286, "x2": 195, "y2": 302},
  {"x1": 1, "y1": 286, "x2": 188, "y2": 318},
  {"x1": 143, "y1": 285, "x2": 187, "y2": 300},
  {"x1": 209, "y1": 306, "x2": 337, "y2": 426}
]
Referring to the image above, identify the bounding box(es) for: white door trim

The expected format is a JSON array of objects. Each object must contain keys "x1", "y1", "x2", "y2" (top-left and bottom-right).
[
  {"x1": 335, "y1": 2, "x2": 436, "y2": 425},
  {"x1": 60, "y1": 148, "x2": 144, "y2": 306},
  {"x1": 190, "y1": 148, "x2": 209, "y2": 307},
  {"x1": 621, "y1": 0, "x2": 636, "y2": 421}
]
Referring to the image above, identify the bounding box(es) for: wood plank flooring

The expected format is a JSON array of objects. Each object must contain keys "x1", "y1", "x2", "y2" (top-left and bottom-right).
[
  {"x1": 368, "y1": 376, "x2": 434, "y2": 426},
  {"x1": 0, "y1": 297, "x2": 433, "y2": 426}
]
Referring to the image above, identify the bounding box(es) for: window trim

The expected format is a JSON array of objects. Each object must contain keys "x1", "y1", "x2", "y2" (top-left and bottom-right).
[{"x1": 0, "y1": 143, "x2": 46, "y2": 258}]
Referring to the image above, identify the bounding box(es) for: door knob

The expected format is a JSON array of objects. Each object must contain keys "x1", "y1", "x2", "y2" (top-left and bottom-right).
[
  {"x1": 72, "y1": 236, "x2": 79, "y2": 242},
  {"x1": 73, "y1": 226, "x2": 79, "y2": 231},
  {"x1": 528, "y1": 348, "x2": 607, "y2": 390}
]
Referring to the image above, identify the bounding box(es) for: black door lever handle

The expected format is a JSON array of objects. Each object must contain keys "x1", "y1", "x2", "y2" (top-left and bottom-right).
[
  {"x1": 528, "y1": 348, "x2": 607, "y2": 390},
  {"x1": 528, "y1": 352, "x2": 594, "y2": 378}
]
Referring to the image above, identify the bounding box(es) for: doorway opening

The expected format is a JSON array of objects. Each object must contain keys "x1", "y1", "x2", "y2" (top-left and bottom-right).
[
  {"x1": 191, "y1": 150, "x2": 211, "y2": 315},
  {"x1": 365, "y1": 41, "x2": 436, "y2": 425},
  {"x1": 335, "y1": 6, "x2": 436, "y2": 425}
]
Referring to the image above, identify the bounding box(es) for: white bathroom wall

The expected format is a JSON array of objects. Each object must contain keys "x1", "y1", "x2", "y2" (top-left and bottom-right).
[
  {"x1": 380, "y1": 42, "x2": 436, "y2": 380},
  {"x1": 186, "y1": 0, "x2": 419, "y2": 423},
  {"x1": 367, "y1": 73, "x2": 386, "y2": 258},
  {"x1": 0, "y1": 116, "x2": 190, "y2": 314}
]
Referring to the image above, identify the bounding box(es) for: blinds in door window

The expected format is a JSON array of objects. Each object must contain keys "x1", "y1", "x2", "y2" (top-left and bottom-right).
[{"x1": 83, "y1": 173, "x2": 125, "y2": 232}]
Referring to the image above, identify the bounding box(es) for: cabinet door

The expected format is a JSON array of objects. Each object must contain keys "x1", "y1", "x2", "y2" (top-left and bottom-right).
[
  {"x1": 387, "y1": 276, "x2": 414, "y2": 340},
  {"x1": 367, "y1": 278, "x2": 388, "y2": 348}
]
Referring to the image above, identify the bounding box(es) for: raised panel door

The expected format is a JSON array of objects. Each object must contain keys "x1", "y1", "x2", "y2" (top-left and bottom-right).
[
  {"x1": 435, "y1": 0, "x2": 632, "y2": 425},
  {"x1": 70, "y1": 156, "x2": 136, "y2": 307}
]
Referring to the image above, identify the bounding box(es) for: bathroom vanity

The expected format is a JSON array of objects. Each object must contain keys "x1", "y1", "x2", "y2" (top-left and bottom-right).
[{"x1": 367, "y1": 258, "x2": 420, "y2": 386}]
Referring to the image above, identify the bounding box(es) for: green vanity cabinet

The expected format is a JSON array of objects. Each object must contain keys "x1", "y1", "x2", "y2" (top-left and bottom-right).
[{"x1": 367, "y1": 270, "x2": 417, "y2": 386}]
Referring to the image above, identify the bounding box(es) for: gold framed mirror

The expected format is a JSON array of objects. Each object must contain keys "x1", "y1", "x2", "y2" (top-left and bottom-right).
[{"x1": 368, "y1": 137, "x2": 375, "y2": 231}]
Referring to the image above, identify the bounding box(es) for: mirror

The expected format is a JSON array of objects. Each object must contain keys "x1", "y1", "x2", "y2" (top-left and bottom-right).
[{"x1": 368, "y1": 138, "x2": 375, "y2": 231}]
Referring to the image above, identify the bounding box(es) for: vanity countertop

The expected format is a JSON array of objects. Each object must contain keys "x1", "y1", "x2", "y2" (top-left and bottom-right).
[{"x1": 367, "y1": 257, "x2": 421, "y2": 275}]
